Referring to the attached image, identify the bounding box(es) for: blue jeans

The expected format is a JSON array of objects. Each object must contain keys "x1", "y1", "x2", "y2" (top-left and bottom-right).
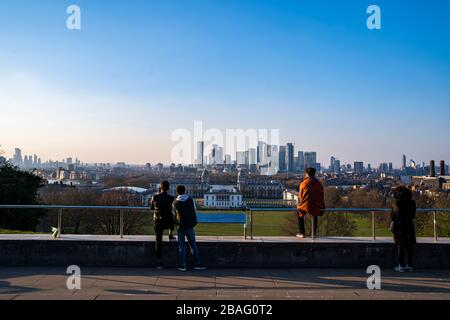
[{"x1": 177, "y1": 227, "x2": 200, "y2": 266}]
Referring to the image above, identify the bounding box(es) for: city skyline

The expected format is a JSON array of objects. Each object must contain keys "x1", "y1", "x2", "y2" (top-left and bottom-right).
[{"x1": 1, "y1": 1, "x2": 449, "y2": 166}]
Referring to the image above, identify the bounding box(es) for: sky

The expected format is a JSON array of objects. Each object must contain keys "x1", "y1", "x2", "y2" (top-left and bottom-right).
[{"x1": 0, "y1": 0, "x2": 449, "y2": 167}]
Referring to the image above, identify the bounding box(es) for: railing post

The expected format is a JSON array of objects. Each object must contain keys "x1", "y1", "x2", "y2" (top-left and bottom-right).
[
  {"x1": 250, "y1": 208, "x2": 253, "y2": 240},
  {"x1": 433, "y1": 211, "x2": 437, "y2": 243},
  {"x1": 57, "y1": 209, "x2": 62, "y2": 239},
  {"x1": 120, "y1": 210, "x2": 124, "y2": 239},
  {"x1": 372, "y1": 211, "x2": 376, "y2": 241}
]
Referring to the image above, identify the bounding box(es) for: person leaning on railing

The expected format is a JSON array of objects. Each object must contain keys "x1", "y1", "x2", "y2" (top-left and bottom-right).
[{"x1": 296, "y1": 167, "x2": 326, "y2": 239}]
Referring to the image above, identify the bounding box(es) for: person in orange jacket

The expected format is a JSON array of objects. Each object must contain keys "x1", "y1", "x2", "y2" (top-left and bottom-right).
[{"x1": 297, "y1": 167, "x2": 325, "y2": 238}]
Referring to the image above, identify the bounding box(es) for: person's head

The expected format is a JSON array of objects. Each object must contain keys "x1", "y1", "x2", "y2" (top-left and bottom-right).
[
  {"x1": 393, "y1": 186, "x2": 412, "y2": 202},
  {"x1": 305, "y1": 167, "x2": 316, "y2": 178},
  {"x1": 176, "y1": 185, "x2": 186, "y2": 196},
  {"x1": 160, "y1": 180, "x2": 170, "y2": 192}
]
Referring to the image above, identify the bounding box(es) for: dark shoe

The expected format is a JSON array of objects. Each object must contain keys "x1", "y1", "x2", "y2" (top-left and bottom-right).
[
  {"x1": 194, "y1": 264, "x2": 207, "y2": 270},
  {"x1": 177, "y1": 265, "x2": 187, "y2": 272},
  {"x1": 156, "y1": 262, "x2": 164, "y2": 270}
]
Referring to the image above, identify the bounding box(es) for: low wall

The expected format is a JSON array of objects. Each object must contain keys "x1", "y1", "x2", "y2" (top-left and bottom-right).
[{"x1": 1, "y1": 238, "x2": 449, "y2": 268}]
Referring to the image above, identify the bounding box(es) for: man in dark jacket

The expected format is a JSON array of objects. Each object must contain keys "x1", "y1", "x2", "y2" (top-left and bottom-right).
[
  {"x1": 150, "y1": 180, "x2": 175, "y2": 269},
  {"x1": 172, "y1": 185, "x2": 206, "y2": 271}
]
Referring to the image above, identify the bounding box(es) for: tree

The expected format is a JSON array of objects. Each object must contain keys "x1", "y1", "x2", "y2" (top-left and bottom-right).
[{"x1": 0, "y1": 163, "x2": 44, "y2": 231}]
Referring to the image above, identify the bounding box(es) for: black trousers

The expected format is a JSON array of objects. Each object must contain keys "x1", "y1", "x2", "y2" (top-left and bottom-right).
[
  {"x1": 397, "y1": 243, "x2": 414, "y2": 266},
  {"x1": 298, "y1": 215, "x2": 318, "y2": 236},
  {"x1": 155, "y1": 225, "x2": 171, "y2": 260}
]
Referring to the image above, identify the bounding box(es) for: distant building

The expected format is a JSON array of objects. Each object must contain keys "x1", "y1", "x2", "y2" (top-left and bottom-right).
[
  {"x1": 237, "y1": 169, "x2": 283, "y2": 199},
  {"x1": 203, "y1": 185, "x2": 243, "y2": 208},
  {"x1": 196, "y1": 141, "x2": 204, "y2": 166},
  {"x1": 430, "y1": 160, "x2": 436, "y2": 177},
  {"x1": 286, "y1": 143, "x2": 294, "y2": 173},
  {"x1": 354, "y1": 162, "x2": 364, "y2": 174},
  {"x1": 304, "y1": 152, "x2": 317, "y2": 169},
  {"x1": 278, "y1": 146, "x2": 286, "y2": 172}
]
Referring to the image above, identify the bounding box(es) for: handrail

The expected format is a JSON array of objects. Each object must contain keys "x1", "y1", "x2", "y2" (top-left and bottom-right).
[
  {"x1": 246, "y1": 207, "x2": 449, "y2": 242},
  {"x1": 0, "y1": 205, "x2": 448, "y2": 242},
  {"x1": 0, "y1": 204, "x2": 248, "y2": 239}
]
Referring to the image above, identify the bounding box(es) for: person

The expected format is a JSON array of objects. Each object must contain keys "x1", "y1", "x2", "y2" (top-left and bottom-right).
[
  {"x1": 297, "y1": 167, "x2": 325, "y2": 238},
  {"x1": 390, "y1": 186, "x2": 416, "y2": 273},
  {"x1": 150, "y1": 181, "x2": 175, "y2": 270},
  {"x1": 172, "y1": 185, "x2": 206, "y2": 271}
]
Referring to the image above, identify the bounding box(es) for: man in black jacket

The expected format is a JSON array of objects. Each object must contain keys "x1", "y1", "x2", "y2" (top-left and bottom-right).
[
  {"x1": 172, "y1": 185, "x2": 206, "y2": 271},
  {"x1": 150, "y1": 180, "x2": 175, "y2": 270}
]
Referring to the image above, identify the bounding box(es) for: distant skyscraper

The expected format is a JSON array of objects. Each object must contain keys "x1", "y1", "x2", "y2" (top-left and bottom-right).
[
  {"x1": 354, "y1": 162, "x2": 364, "y2": 174},
  {"x1": 13, "y1": 148, "x2": 23, "y2": 165},
  {"x1": 298, "y1": 151, "x2": 305, "y2": 171},
  {"x1": 278, "y1": 146, "x2": 286, "y2": 172},
  {"x1": 249, "y1": 148, "x2": 257, "y2": 166},
  {"x1": 402, "y1": 155, "x2": 407, "y2": 170},
  {"x1": 304, "y1": 152, "x2": 317, "y2": 169},
  {"x1": 286, "y1": 143, "x2": 294, "y2": 173},
  {"x1": 225, "y1": 154, "x2": 232, "y2": 165},
  {"x1": 430, "y1": 160, "x2": 436, "y2": 177},
  {"x1": 257, "y1": 141, "x2": 267, "y2": 164},
  {"x1": 236, "y1": 151, "x2": 247, "y2": 166},
  {"x1": 334, "y1": 160, "x2": 341, "y2": 174},
  {"x1": 196, "y1": 141, "x2": 204, "y2": 166},
  {"x1": 388, "y1": 162, "x2": 393, "y2": 173},
  {"x1": 440, "y1": 160, "x2": 446, "y2": 176},
  {"x1": 330, "y1": 156, "x2": 336, "y2": 172}
]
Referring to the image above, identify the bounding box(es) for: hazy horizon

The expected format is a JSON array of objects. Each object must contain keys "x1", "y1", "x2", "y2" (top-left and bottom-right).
[{"x1": 1, "y1": 0, "x2": 449, "y2": 167}]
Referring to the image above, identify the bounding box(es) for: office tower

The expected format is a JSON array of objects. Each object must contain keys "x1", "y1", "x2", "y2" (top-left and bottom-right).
[
  {"x1": 304, "y1": 152, "x2": 317, "y2": 169},
  {"x1": 286, "y1": 143, "x2": 294, "y2": 173},
  {"x1": 33, "y1": 154, "x2": 38, "y2": 164},
  {"x1": 256, "y1": 141, "x2": 268, "y2": 164},
  {"x1": 209, "y1": 144, "x2": 223, "y2": 165},
  {"x1": 334, "y1": 159, "x2": 341, "y2": 174},
  {"x1": 440, "y1": 161, "x2": 446, "y2": 176},
  {"x1": 278, "y1": 146, "x2": 286, "y2": 172},
  {"x1": 367, "y1": 163, "x2": 372, "y2": 173},
  {"x1": 330, "y1": 157, "x2": 336, "y2": 172},
  {"x1": 354, "y1": 162, "x2": 364, "y2": 174},
  {"x1": 249, "y1": 148, "x2": 257, "y2": 166},
  {"x1": 388, "y1": 163, "x2": 393, "y2": 173},
  {"x1": 13, "y1": 148, "x2": 23, "y2": 165},
  {"x1": 402, "y1": 155, "x2": 407, "y2": 170},
  {"x1": 430, "y1": 160, "x2": 436, "y2": 177},
  {"x1": 196, "y1": 141, "x2": 204, "y2": 166},
  {"x1": 225, "y1": 154, "x2": 232, "y2": 165},
  {"x1": 236, "y1": 151, "x2": 248, "y2": 166},
  {"x1": 298, "y1": 151, "x2": 305, "y2": 172},
  {"x1": 67, "y1": 158, "x2": 73, "y2": 165}
]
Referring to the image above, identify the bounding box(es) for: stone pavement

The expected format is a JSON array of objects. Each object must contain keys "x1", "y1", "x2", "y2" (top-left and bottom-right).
[{"x1": 0, "y1": 267, "x2": 449, "y2": 300}]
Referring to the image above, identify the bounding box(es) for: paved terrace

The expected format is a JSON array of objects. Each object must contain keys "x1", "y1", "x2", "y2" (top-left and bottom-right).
[{"x1": 1, "y1": 267, "x2": 450, "y2": 300}]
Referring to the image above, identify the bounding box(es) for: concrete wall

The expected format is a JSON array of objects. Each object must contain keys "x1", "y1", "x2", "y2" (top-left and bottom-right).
[{"x1": 1, "y1": 239, "x2": 449, "y2": 268}]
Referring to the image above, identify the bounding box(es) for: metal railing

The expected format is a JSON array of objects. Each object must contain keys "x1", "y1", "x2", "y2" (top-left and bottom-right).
[
  {"x1": 0, "y1": 205, "x2": 449, "y2": 242},
  {"x1": 0, "y1": 205, "x2": 248, "y2": 239},
  {"x1": 248, "y1": 207, "x2": 450, "y2": 242}
]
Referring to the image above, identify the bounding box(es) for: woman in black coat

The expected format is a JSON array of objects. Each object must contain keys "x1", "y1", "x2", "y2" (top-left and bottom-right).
[{"x1": 390, "y1": 186, "x2": 416, "y2": 272}]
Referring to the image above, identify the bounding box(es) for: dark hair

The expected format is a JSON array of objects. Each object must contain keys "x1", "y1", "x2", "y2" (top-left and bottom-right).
[
  {"x1": 160, "y1": 180, "x2": 170, "y2": 192},
  {"x1": 393, "y1": 186, "x2": 412, "y2": 202},
  {"x1": 176, "y1": 185, "x2": 186, "y2": 195},
  {"x1": 305, "y1": 167, "x2": 316, "y2": 177}
]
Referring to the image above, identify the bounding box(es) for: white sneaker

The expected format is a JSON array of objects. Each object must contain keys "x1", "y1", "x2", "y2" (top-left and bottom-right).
[
  {"x1": 403, "y1": 265, "x2": 414, "y2": 272},
  {"x1": 394, "y1": 265, "x2": 405, "y2": 273},
  {"x1": 296, "y1": 234, "x2": 305, "y2": 239}
]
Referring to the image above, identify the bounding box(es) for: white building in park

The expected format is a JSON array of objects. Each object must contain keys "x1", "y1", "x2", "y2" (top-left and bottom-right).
[{"x1": 204, "y1": 185, "x2": 243, "y2": 208}]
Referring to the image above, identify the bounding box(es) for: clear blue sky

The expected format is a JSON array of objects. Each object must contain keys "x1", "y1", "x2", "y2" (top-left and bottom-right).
[{"x1": 0, "y1": 0, "x2": 449, "y2": 166}]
